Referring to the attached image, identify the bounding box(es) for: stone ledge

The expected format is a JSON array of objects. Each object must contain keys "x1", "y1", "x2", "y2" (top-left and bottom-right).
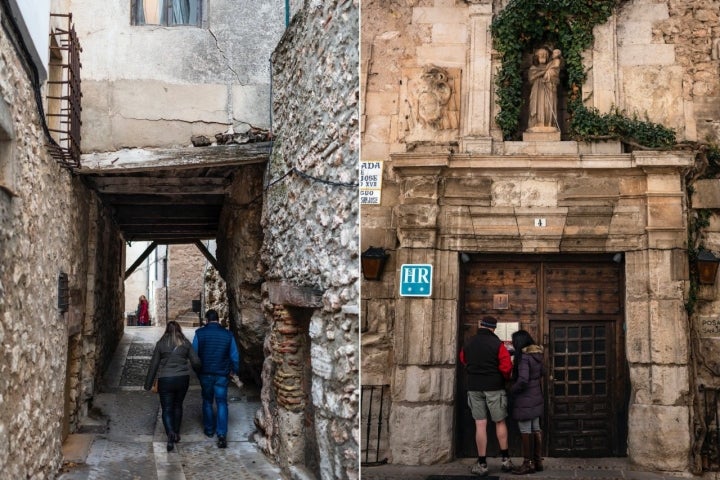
[
  {"x1": 266, "y1": 280, "x2": 324, "y2": 308},
  {"x1": 61, "y1": 433, "x2": 95, "y2": 463}
]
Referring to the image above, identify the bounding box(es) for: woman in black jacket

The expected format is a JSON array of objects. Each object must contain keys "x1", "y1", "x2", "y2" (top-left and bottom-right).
[
  {"x1": 145, "y1": 321, "x2": 201, "y2": 451},
  {"x1": 510, "y1": 330, "x2": 545, "y2": 474}
]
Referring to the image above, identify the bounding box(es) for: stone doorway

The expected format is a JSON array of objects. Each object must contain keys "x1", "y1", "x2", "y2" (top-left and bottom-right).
[{"x1": 456, "y1": 254, "x2": 628, "y2": 458}]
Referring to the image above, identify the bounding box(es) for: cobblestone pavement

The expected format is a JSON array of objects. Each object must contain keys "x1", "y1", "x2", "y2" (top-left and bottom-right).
[
  {"x1": 360, "y1": 457, "x2": 694, "y2": 480},
  {"x1": 59, "y1": 326, "x2": 285, "y2": 480}
]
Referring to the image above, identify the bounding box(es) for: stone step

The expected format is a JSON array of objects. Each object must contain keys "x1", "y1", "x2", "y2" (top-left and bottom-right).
[{"x1": 176, "y1": 314, "x2": 202, "y2": 328}]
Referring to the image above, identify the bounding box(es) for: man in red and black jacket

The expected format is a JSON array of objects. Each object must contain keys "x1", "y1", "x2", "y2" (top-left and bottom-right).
[{"x1": 460, "y1": 315, "x2": 513, "y2": 476}]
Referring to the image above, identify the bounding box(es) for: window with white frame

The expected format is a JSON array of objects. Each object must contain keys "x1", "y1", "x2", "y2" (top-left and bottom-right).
[{"x1": 132, "y1": 0, "x2": 201, "y2": 26}]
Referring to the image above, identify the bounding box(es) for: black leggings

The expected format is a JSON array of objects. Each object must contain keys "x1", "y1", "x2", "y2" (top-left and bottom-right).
[{"x1": 157, "y1": 375, "x2": 190, "y2": 437}]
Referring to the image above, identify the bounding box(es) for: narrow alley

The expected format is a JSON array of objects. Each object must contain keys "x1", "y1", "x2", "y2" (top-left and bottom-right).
[{"x1": 58, "y1": 326, "x2": 283, "y2": 480}]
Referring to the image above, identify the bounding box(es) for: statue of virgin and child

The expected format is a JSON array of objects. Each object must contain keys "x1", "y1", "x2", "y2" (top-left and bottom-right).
[{"x1": 527, "y1": 47, "x2": 563, "y2": 133}]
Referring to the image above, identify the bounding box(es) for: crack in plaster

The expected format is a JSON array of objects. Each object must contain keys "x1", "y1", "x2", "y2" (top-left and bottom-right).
[
  {"x1": 207, "y1": 27, "x2": 241, "y2": 84},
  {"x1": 116, "y1": 114, "x2": 229, "y2": 126}
]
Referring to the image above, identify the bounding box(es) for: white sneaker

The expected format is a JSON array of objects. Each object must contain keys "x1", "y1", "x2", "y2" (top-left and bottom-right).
[
  {"x1": 470, "y1": 461, "x2": 489, "y2": 476},
  {"x1": 501, "y1": 457, "x2": 514, "y2": 472}
]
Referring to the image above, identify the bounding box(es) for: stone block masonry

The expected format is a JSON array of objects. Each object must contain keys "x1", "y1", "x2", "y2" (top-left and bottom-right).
[
  {"x1": 251, "y1": 1, "x2": 360, "y2": 479},
  {"x1": 0, "y1": 8, "x2": 125, "y2": 478}
]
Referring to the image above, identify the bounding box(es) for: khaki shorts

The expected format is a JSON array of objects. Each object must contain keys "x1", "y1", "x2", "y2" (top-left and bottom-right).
[{"x1": 468, "y1": 390, "x2": 508, "y2": 422}]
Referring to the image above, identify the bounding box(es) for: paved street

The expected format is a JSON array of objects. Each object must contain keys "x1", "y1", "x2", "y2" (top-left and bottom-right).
[
  {"x1": 59, "y1": 326, "x2": 284, "y2": 480},
  {"x1": 361, "y1": 457, "x2": 693, "y2": 480},
  {"x1": 362, "y1": 458, "x2": 691, "y2": 480}
]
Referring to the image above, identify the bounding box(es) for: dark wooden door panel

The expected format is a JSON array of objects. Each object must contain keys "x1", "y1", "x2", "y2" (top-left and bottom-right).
[
  {"x1": 548, "y1": 321, "x2": 615, "y2": 457},
  {"x1": 464, "y1": 265, "x2": 539, "y2": 323},
  {"x1": 545, "y1": 265, "x2": 622, "y2": 315},
  {"x1": 457, "y1": 256, "x2": 627, "y2": 459}
]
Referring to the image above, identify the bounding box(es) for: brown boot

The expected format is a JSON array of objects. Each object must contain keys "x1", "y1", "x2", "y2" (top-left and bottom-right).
[
  {"x1": 513, "y1": 433, "x2": 535, "y2": 475},
  {"x1": 533, "y1": 431, "x2": 544, "y2": 472}
]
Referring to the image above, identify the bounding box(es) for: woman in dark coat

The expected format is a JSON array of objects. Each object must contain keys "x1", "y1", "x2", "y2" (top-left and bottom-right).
[
  {"x1": 145, "y1": 321, "x2": 201, "y2": 451},
  {"x1": 510, "y1": 330, "x2": 545, "y2": 474}
]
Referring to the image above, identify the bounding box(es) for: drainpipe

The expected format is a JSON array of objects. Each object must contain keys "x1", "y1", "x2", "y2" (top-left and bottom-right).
[
  {"x1": 164, "y1": 252, "x2": 169, "y2": 325},
  {"x1": 285, "y1": 0, "x2": 290, "y2": 27}
]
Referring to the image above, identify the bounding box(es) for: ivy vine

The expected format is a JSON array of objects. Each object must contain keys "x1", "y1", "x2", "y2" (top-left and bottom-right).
[{"x1": 490, "y1": 0, "x2": 675, "y2": 148}]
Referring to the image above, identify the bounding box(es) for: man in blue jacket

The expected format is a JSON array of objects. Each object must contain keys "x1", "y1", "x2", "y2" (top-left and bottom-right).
[{"x1": 192, "y1": 309, "x2": 240, "y2": 448}]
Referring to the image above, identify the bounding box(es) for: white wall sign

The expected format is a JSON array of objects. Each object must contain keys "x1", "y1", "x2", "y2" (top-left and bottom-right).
[{"x1": 360, "y1": 161, "x2": 383, "y2": 205}]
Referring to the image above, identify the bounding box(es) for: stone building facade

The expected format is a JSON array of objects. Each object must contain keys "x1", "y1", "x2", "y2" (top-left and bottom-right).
[
  {"x1": 234, "y1": 1, "x2": 360, "y2": 479},
  {"x1": 0, "y1": 3, "x2": 125, "y2": 477},
  {"x1": 361, "y1": 0, "x2": 720, "y2": 474},
  {"x1": 70, "y1": 0, "x2": 360, "y2": 479}
]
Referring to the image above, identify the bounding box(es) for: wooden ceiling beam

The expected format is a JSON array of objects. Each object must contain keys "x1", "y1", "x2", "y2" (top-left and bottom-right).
[
  {"x1": 79, "y1": 142, "x2": 271, "y2": 173},
  {"x1": 125, "y1": 234, "x2": 217, "y2": 242},
  {"x1": 100, "y1": 194, "x2": 226, "y2": 206},
  {"x1": 124, "y1": 241, "x2": 158, "y2": 280},
  {"x1": 89, "y1": 177, "x2": 228, "y2": 195},
  {"x1": 121, "y1": 225, "x2": 218, "y2": 234},
  {"x1": 89, "y1": 177, "x2": 228, "y2": 188},
  {"x1": 114, "y1": 204, "x2": 222, "y2": 221},
  {"x1": 91, "y1": 184, "x2": 226, "y2": 195}
]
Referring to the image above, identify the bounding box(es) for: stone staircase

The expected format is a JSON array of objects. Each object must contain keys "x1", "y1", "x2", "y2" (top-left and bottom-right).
[{"x1": 176, "y1": 313, "x2": 202, "y2": 328}]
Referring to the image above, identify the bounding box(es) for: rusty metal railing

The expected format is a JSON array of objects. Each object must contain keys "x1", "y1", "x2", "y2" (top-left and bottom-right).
[
  {"x1": 47, "y1": 13, "x2": 82, "y2": 169},
  {"x1": 361, "y1": 384, "x2": 389, "y2": 466}
]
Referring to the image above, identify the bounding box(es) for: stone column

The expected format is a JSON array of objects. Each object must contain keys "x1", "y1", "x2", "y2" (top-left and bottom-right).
[
  {"x1": 625, "y1": 151, "x2": 694, "y2": 471},
  {"x1": 389, "y1": 158, "x2": 458, "y2": 464},
  {"x1": 589, "y1": 17, "x2": 618, "y2": 112},
  {"x1": 462, "y1": 0, "x2": 493, "y2": 153}
]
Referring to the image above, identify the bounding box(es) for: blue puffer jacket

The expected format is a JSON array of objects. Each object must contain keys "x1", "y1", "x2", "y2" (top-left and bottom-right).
[{"x1": 192, "y1": 322, "x2": 240, "y2": 376}]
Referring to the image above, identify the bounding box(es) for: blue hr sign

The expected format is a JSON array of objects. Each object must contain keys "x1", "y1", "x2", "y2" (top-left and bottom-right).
[{"x1": 399, "y1": 264, "x2": 433, "y2": 297}]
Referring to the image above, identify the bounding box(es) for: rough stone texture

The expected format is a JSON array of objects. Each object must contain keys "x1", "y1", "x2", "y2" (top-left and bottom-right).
[
  {"x1": 253, "y1": 2, "x2": 360, "y2": 479},
  {"x1": 68, "y1": 0, "x2": 285, "y2": 151},
  {"x1": 360, "y1": 0, "x2": 716, "y2": 473},
  {"x1": 627, "y1": 405, "x2": 690, "y2": 471},
  {"x1": 388, "y1": 403, "x2": 453, "y2": 465},
  {"x1": 692, "y1": 179, "x2": 720, "y2": 208},
  {"x1": 0, "y1": 14, "x2": 124, "y2": 478},
  {"x1": 216, "y1": 162, "x2": 267, "y2": 384},
  {"x1": 167, "y1": 243, "x2": 205, "y2": 323},
  {"x1": 203, "y1": 265, "x2": 229, "y2": 326},
  {"x1": 656, "y1": 0, "x2": 720, "y2": 142},
  {"x1": 393, "y1": 366, "x2": 455, "y2": 403}
]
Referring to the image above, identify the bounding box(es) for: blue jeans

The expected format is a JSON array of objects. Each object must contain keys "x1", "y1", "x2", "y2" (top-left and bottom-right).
[
  {"x1": 517, "y1": 417, "x2": 541, "y2": 434},
  {"x1": 199, "y1": 374, "x2": 229, "y2": 436}
]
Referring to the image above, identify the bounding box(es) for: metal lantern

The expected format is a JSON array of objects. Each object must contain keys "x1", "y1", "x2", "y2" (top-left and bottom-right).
[
  {"x1": 697, "y1": 249, "x2": 720, "y2": 285},
  {"x1": 361, "y1": 247, "x2": 389, "y2": 281}
]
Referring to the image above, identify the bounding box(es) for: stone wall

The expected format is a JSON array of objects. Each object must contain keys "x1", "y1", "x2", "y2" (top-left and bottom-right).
[
  {"x1": 0, "y1": 9, "x2": 124, "y2": 477},
  {"x1": 216, "y1": 162, "x2": 267, "y2": 384},
  {"x1": 85, "y1": 199, "x2": 126, "y2": 391},
  {"x1": 360, "y1": 0, "x2": 718, "y2": 472},
  {"x1": 253, "y1": 1, "x2": 360, "y2": 479},
  {"x1": 167, "y1": 243, "x2": 205, "y2": 323},
  {"x1": 204, "y1": 265, "x2": 229, "y2": 325}
]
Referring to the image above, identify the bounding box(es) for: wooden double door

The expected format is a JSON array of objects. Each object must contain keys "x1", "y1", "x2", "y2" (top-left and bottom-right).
[{"x1": 456, "y1": 255, "x2": 628, "y2": 458}]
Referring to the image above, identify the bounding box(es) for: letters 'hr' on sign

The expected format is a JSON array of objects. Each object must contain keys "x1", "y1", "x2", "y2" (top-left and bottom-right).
[{"x1": 399, "y1": 264, "x2": 433, "y2": 297}]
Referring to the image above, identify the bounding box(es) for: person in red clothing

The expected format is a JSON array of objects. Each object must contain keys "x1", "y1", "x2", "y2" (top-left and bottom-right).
[
  {"x1": 460, "y1": 315, "x2": 513, "y2": 477},
  {"x1": 137, "y1": 295, "x2": 150, "y2": 326}
]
